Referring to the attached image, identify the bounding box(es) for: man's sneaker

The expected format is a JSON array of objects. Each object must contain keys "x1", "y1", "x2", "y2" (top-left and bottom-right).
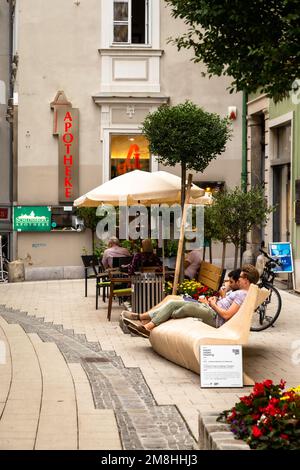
[
  {"x1": 122, "y1": 316, "x2": 142, "y2": 328},
  {"x1": 127, "y1": 323, "x2": 150, "y2": 338},
  {"x1": 121, "y1": 310, "x2": 139, "y2": 321}
]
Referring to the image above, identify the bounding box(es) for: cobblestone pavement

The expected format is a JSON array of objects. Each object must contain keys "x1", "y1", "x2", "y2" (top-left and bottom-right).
[
  {"x1": 0, "y1": 279, "x2": 300, "y2": 449},
  {"x1": 0, "y1": 305, "x2": 195, "y2": 450}
]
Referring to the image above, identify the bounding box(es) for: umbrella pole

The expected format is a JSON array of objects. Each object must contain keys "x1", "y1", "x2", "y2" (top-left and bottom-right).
[
  {"x1": 172, "y1": 174, "x2": 193, "y2": 295},
  {"x1": 162, "y1": 238, "x2": 165, "y2": 284}
]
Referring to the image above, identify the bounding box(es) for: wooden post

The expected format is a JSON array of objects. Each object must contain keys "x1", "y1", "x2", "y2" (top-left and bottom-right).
[{"x1": 172, "y1": 174, "x2": 193, "y2": 295}]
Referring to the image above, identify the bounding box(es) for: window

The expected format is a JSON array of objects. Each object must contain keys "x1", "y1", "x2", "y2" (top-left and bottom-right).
[
  {"x1": 113, "y1": 0, "x2": 149, "y2": 44},
  {"x1": 275, "y1": 124, "x2": 291, "y2": 161},
  {"x1": 51, "y1": 207, "x2": 84, "y2": 232},
  {"x1": 110, "y1": 134, "x2": 150, "y2": 179}
]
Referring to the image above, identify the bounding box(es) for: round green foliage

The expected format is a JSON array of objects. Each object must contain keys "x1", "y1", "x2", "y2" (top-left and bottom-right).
[
  {"x1": 142, "y1": 101, "x2": 231, "y2": 172},
  {"x1": 166, "y1": 0, "x2": 300, "y2": 102}
]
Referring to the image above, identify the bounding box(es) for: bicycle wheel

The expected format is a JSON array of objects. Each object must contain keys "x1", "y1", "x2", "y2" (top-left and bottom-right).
[
  {"x1": 0, "y1": 271, "x2": 8, "y2": 283},
  {"x1": 250, "y1": 284, "x2": 282, "y2": 331}
]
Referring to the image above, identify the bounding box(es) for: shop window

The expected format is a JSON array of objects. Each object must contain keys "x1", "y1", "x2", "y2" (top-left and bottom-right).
[
  {"x1": 51, "y1": 206, "x2": 84, "y2": 232},
  {"x1": 113, "y1": 0, "x2": 149, "y2": 44},
  {"x1": 110, "y1": 134, "x2": 150, "y2": 179},
  {"x1": 194, "y1": 181, "x2": 225, "y2": 196}
]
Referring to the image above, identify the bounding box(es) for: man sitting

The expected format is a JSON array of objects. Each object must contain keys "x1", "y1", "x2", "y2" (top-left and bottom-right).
[
  {"x1": 184, "y1": 249, "x2": 202, "y2": 279},
  {"x1": 122, "y1": 264, "x2": 259, "y2": 337},
  {"x1": 102, "y1": 236, "x2": 130, "y2": 269}
]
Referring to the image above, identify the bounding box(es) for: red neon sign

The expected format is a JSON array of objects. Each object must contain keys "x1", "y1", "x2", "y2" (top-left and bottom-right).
[
  {"x1": 62, "y1": 111, "x2": 73, "y2": 200},
  {"x1": 116, "y1": 144, "x2": 141, "y2": 175}
]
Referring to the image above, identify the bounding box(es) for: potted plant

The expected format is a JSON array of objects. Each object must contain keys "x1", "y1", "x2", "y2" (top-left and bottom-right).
[
  {"x1": 164, "y1": 240, "x2": 178, "y2": 268},
  {"x1": 217, "y1": 380, "x2": 300, "y2": 450}
]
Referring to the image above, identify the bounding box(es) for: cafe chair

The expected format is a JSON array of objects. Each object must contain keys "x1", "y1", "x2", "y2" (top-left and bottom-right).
[{"x1": 107, "y1": 271, "x2": 132, "y2": 321}]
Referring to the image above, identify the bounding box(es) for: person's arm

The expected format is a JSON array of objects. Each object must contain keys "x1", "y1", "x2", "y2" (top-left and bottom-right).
[
  {"x1": 208, "y1": 298, "x2": 240, "y2": 321},
  {"x1": 102, "y1": 251, "x2": 108, "y2": 269},
  {"x1": 128, "y1": 254, "x2": 139, "y2": 275},
  {"x1": 218, "y1": 282, "x2": 230, "y2": 298},
  {"x1": 184, "y1": 253, "x2": 191, "y2": 269}
]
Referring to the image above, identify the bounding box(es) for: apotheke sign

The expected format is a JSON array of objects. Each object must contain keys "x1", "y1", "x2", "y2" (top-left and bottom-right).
[{"x1": 51, "y1": 91, "x2": 79, "y2": 203}]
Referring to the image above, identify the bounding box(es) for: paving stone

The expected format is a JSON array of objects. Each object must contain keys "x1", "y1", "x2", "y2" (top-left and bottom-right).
[{"x1": 0, "y1": 305, "x2": 196, "y2": 450}]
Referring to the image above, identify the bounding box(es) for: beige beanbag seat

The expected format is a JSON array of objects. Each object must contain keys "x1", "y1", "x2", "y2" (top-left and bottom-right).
[{"x1": 149, "y1": 284, "x2": 268, "y2": 375}]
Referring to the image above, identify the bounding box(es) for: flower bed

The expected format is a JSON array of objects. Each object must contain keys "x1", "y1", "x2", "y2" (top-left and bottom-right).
[
  {"x1": 217, "y1": 380, "x2": 300, "y2": 450},
  {"x1": 165, "y1": 279, "x2": 218, "y2": 299}
]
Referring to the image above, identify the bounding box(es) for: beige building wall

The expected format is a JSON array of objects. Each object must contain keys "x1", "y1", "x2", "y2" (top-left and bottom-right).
[
  {"x1": 14, "y1": 0, "x2": 242, "y2": 270},
  {"x1": 160, "y1": 4, "x2": 243, "y2": 189},
  {"x1": 0, "y1": 0, "x2": 11, "y2": 204},
  {"x1": 16, "y1": 0, "x2": 102, "y2": 204}
]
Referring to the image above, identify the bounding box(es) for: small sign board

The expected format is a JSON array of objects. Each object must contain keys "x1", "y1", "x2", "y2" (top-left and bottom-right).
[
  {"x1": 200, "y1": 345, "x2": 243, "y2": 388},
  {"x1": 13, "y1": 206, "x2": 52, "y2": 232},
  {"x1": 268, "y1": 242, "x2": 294, "y2": 273},
  {"x1": 0, "y1": 208, "x2": 9, "y2": 220}
]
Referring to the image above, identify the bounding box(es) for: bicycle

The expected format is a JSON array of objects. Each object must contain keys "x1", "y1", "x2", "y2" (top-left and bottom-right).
[
  {"x1": 0, "y1": 235, "x2": 8, "y2": 283},
  {"x1": 250, "y1": 249, "x2": 282, "y2": 331}
]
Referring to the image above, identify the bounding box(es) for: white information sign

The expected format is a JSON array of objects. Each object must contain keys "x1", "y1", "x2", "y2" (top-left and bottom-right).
[{"x1": 200, "y1": 345, "x2": 243, "y2": 388}]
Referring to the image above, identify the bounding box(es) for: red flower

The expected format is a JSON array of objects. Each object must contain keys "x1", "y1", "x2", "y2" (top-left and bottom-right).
[
  {"x1": 252, "y1": 425, "x2": 263, "y2": 438},
  {"x1": 280, "y1": 433, "x2": 289, "y2": 440},
  {"x1": 240, "y1": 396, "x2": 253, "y2": 406},
  {"x1": 253, "y1": 382, "x2": 265, "y2": 397},
  {"x1": 269, "y1": 397, "x2": 280, "y2": 406},
  {"x1": 279, "y1": 379, "x2": 286, "y2": 389},
  {"x1": 263, "y1": 379, "x2": 273, "y2": 388},
  {"x1": 264, "y1": 403, "x2": 280, "y2": 416}
]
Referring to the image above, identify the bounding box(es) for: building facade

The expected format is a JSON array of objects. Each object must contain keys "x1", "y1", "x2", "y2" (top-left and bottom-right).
[
  {"x1": 0, "y1": 0, "x2": 12, "y2": 260},
  {"x1": 8, "y1": 0, "x2": 243, "y2": 278},
  {"x1": 247, "y1": 91, "x2": 300, "y2": 291}
]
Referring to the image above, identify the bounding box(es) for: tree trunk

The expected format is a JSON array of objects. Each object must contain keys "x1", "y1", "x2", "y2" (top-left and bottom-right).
[
  {"x1": 91, "y1": 229, "x2": 95, "y2": 253},
  {"x1": 181, "y1": 162, "x2": 187, "y2": 211},
  {"x1": 221, "y1": 241, "x2": 226, "y2": 270},
  {"x1": 234, "y1": 243, "x2": 239, "y2": 269}
]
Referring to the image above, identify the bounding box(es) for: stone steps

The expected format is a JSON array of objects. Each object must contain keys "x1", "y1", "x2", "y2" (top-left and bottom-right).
[
  {"x1": 0, "y1": 317, "x2": 121, "y2": 450},
  {"x1": 0, "y1": 322, "x2": 11, "y2": 417},
  {"x1": 0, "y1": 318, "x2": 42, "y2": 450}
]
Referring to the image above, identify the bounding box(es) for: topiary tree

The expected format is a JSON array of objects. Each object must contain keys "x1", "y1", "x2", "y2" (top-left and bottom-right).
[
  {"x1": 166, "y1": 0, "x2": 300, "y2": 102},
  {"x1": 204, "y1": 194, "x2": 232, "y2": 270},
  {"x1": 212, "y1": 187, "x2": 274, "y2": 269},
  {"x1": 142, "y1": 101, "x2": 231, "y2": 209}
]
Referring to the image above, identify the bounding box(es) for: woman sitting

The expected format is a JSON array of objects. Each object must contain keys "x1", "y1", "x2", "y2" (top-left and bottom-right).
[
  {"x1": 122, "y1": 264, "x2": 259, "y2": 338},
  {"x1": 126, "y1": 239, "x2": 162, "y2": 275}
]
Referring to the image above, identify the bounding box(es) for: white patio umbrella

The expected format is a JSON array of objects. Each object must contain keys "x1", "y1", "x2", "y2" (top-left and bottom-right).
[{"x1": 73, "y1": 170, "x2": 205, "y2": 207}]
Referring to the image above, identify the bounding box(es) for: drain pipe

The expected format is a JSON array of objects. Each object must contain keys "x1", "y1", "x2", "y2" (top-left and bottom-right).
[
  {"x1": 240, "y1": 90, "x2": 248, "y2": 264},
  {"x1": 241, "y1": 90, "x2": 248, "y2": 192}
]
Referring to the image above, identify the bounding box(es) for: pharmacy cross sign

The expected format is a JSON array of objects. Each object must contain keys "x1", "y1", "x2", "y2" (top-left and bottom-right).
[{"x1": 51, "y1": 91, "x2": 79, "y2": 203}]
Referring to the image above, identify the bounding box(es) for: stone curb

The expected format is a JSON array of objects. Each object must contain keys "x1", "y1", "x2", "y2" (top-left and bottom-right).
[{"x1": 198, "y1": 411, "x2": 250, "y2": 450}]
